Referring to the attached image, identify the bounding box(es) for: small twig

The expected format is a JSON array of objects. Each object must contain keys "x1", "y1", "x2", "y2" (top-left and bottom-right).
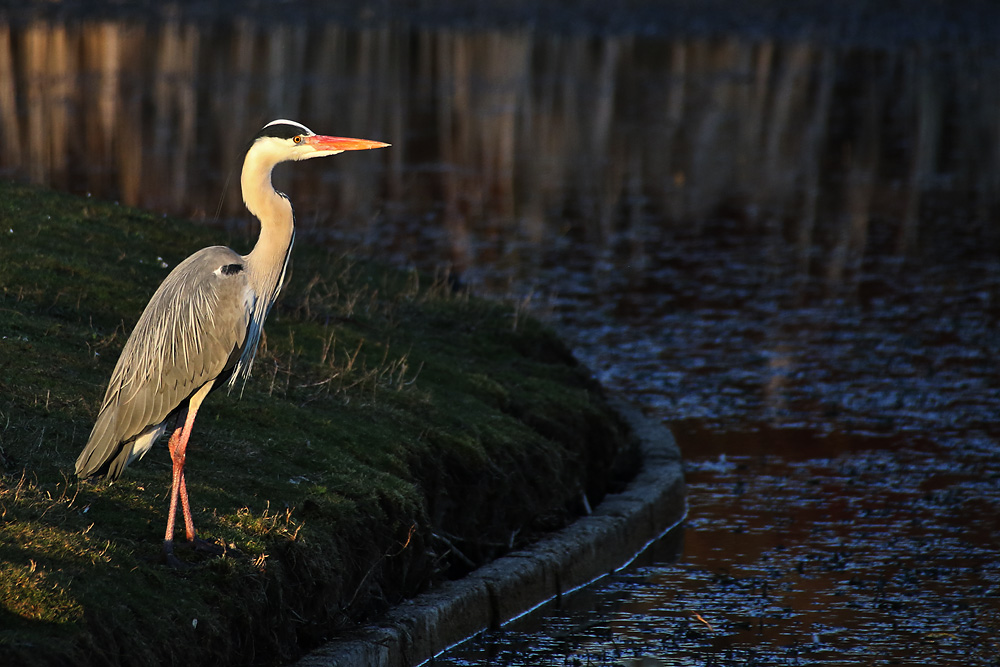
[
  {"x1": 343, "y1": 524, "x2": 418, "y2": 612},
  {"x1": 432, "y1": 531, "x2": 476, "y2": 569}
]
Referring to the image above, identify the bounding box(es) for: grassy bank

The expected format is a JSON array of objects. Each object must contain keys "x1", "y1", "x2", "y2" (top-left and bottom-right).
[{"x1": 0, "y1": 181, "x2": 637, "y2": 666}]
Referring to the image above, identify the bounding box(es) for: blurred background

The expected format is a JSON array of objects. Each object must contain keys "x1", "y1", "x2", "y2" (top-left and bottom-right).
[
  {"x1": 4, "y1": 1, "x2": 1000, "y2": 289},
  {"x1": 2, "y1": 1, "x2": 1000, "y2": 663}
]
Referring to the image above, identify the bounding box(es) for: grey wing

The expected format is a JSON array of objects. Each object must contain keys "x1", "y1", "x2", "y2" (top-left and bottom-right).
[{"x1": 75, "y1": 246, "x2": 254, "y2": 480}]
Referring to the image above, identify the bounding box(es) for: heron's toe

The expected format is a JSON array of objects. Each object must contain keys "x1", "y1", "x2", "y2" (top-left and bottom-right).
[
  {"x1": 192, "y1": 536, "x2": 225, "y2": 557},
  {"x1": 161, "y1": 540, "x2": 194, "y2": 569}
]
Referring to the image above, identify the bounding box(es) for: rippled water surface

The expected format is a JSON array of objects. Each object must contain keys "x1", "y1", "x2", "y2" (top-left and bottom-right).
[
  {"x1": 431, "y1": 224, "x2": 1000, "y2": 665},
  {"x1": 2, "y1": 4, "x2": 1000, "y2": 664}
]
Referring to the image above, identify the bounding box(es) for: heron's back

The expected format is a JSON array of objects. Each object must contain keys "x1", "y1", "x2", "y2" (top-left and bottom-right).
[{"x1": 76, "y1": 246, "x2": 253, "y2": 479}]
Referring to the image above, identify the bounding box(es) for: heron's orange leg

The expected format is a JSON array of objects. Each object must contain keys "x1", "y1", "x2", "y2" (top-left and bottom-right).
[
  {"x1": 164, "y1": 416, "x2": 197, "y2": 542},
  {"x1": 178, "y1": 470, "x2": 196, "y2": 542},
  {"x1": 162, "y1": 383, "x2": 217, "y2": 566},
  {"x1": 163, "y1": 407, "x2": 197, "y2": 563}
]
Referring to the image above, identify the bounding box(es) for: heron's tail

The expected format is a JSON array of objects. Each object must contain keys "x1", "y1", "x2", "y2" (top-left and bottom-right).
[
  {"x1": 75, "y1": 408, "x2": 121, "y2": 479},
  {"x1": 77, "y1": 408, "x2": 167, "y2": 480}
]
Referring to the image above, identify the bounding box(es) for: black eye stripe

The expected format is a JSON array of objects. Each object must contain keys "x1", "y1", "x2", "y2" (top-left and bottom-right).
[{"x1": 253, "y1": 122, "x2": 309, "y2": 141}]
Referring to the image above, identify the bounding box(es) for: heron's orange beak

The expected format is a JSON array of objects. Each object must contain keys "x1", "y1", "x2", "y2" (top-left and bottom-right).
[{"x1": 305, "y1": 135, "x2": 390, "y2": 151}]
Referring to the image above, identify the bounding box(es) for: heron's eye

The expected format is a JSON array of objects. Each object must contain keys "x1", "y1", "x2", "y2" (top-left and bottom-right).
[{"x1": 293, "y1": 135, "x2": 302, "y2": 144}]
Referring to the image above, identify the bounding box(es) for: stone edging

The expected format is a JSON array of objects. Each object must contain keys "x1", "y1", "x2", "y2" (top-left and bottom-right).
[{"x1": 295, "y1": 397, "x2": 686, "y2": 667}]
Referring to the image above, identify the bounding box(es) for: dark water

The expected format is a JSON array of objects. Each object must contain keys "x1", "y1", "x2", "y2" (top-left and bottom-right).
[
  {"x1": 434, "y1": 432, "x2": 1000, "y2": 666},
  {"x1": 430, "y1": 223, "x2": 1000, "y2": 664},
  {"x1": 2, "y1": 7, "x2": 1000, "y2": 665}
]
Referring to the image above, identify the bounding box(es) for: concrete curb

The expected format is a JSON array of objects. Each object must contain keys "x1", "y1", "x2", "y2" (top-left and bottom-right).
[{"x1": 295, "y1": 398, "x2": 686, "y2": 667}]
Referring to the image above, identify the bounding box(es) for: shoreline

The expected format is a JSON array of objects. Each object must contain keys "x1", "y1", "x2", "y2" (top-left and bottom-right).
[{"x1": 295, "y1": 397, "x2": 686, "y2": 667}]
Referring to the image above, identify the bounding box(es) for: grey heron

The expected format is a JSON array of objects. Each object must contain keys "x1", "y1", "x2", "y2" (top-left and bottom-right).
[{"x1": 75, "y1": 119, "x2": 389, "y2": 566}]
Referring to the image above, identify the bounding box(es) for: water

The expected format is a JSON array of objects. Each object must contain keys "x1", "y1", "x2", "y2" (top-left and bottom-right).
[
  {"x1": 432, "y1": 431, "x2": 1000, "y2": 665},
  {"x1": 2, "y1": 5, "x2": 1000, "y2": 664},
  {"x1": 429, "y1": 224, "x2": 1000, "y2": 664}
]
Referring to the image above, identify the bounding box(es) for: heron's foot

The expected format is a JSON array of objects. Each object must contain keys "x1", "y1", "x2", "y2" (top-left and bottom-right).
[
  {"x1": 161, "y1": 540, "x2": 194, "y2": 569},
  {"x1": 191, "y1": 536, "x2": 225, "y2": 556}
]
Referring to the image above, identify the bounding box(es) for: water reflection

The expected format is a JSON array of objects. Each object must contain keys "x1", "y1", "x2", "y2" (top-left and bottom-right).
[{"x1": 2, "y1": 17, "x2": 999, "y2": 292}]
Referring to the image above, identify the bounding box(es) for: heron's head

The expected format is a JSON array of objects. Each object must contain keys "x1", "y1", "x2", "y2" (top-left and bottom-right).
[
  {"x1": 248, "y1": 119, "x2": 390, "y2": 165},
  {"x1": 241, "y1": 119, "x2": 388, "y2": 219}
]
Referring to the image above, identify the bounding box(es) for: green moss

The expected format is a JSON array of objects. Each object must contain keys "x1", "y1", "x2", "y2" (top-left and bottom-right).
[{"x1": 0, "y1": 179, "x2": 637, "y2": 666}]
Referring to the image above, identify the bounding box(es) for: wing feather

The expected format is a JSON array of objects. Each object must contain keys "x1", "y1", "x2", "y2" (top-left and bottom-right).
[{"x1": 76, "y1": 246, "x2": 252, "y2": 479}]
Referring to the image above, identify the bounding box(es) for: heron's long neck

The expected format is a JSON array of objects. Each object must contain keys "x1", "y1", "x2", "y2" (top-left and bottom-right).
[{"x1": 241, "y1": 149, "x2": 295, "y2": 290}]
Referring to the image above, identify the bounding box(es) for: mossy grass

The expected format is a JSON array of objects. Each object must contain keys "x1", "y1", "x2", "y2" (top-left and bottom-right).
[{"x1": 0, "y1": 180, "x2": 636, "y2": 666}]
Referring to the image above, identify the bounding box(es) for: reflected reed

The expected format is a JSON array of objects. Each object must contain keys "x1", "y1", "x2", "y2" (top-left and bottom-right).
[{"x1": 1, "y1": 17, "x2": 998, "y2": 284}]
